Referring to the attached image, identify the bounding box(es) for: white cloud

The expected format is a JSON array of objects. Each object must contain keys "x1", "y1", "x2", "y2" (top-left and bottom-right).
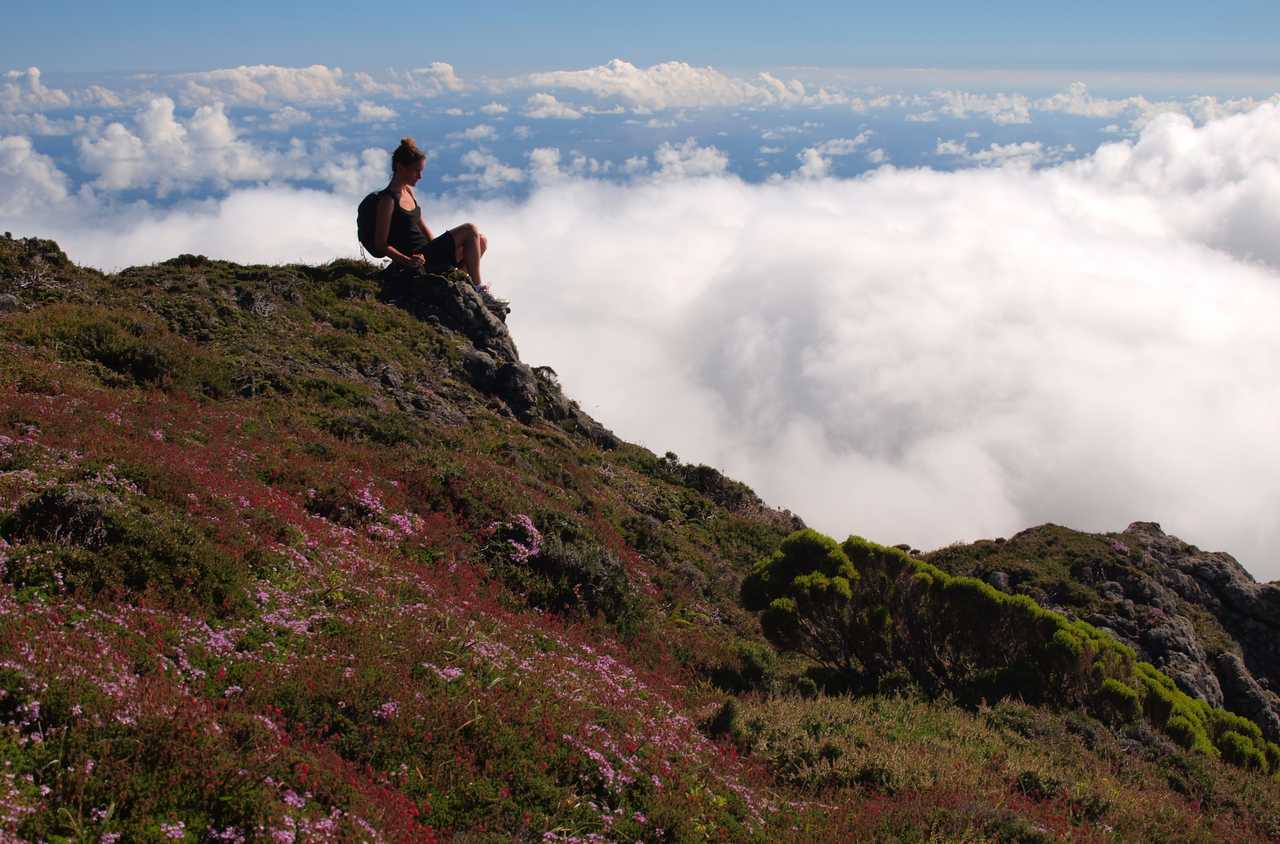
[
  {"x1": 445, "y1": 149, "x2": 526, "y2": 190},
  {"x1": 267, "y1": 105, "x2": 313, "y2": 131},
  {"x1": 407, "y1": 63, "x2": 464, "y2": 94},
  {"x1": 451, "y1": 124, "x2": 497, "y2": 141},
  {"x1": 2, "y1": 67, "x2": 72, "y2": 112},
  {"x1": 936, "y1": 138, "x2": 1068, "y2": 168},
  {"x1": 353, "y1": 63, "x2": 465, "y2": 100},
  {"x1": 866, "y1": 148, "x2": 888, "y2": 164},
  {"x1": 512, "y1": 125, "x2": 531, "y2": 139},
  {"x1": 526, "y1": 147, "x2": 614, "y2": 184},
  {"x1": 514, "y1": 59, "x2": 843, "y2": 110},
  {"x1": 77, "y1": 84, "x2": 124, "y2": 109},
  {"x1": 1036, "y1": 82, "x2": 1143, "y2": 119},
  {"x1": 909, "y1": 90, "x2": 1032, "y2": 125},
  {"x1": 356, "y1": 101, "x2": 397, "y2": 122},
  {"x1": 812, "y1": 132, "x2": 872, "y2": 156},
  {"x1": 479, "y1": 101, "x2": 509, "y2": 115},
  {"x1": 0, "y1": 113, "x2": 103, "y2": 137},
  {"x1": 443, "y1": 107, "x2": 466, "y2": 116},
  {"x1": 792, "y1": 132, "x2": 873, "y2": 179},
  {"x1": 317, "y1": 147, "x2": 390, "y2": 198},
  {"x1": 9, "y1": 102, "x2": 1280, "y2": 577},
  {"x1": 793, "y1": 147, "x2": 830, "y2": 179},
  {"x1": 177, "y1": 64, "x2": 348, "y2": 106},
  {"x1": 0, "y1": 135, "x2": 71, "y2": 214},
  {"x1": 75, "y1": 97, "x2": 305, "y2": 193},
  {"x1": 524, "y1": 93, "x2": 583, "y2": 120},
  {"x1": 652, "y1": 138, "x2": 728, "y2": 179}
]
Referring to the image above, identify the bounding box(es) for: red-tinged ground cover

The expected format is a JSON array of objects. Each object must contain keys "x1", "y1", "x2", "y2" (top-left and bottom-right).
[
  {"x1": 0, "y1": 375, "x2": 787, "y2": 841},
  {"x1": 4, "y1": 236, "x2": 1280, "y2": 842}
]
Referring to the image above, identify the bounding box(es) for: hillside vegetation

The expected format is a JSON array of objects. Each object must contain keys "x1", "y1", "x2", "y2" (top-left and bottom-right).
[{"x1": 2, "y1": 233, "x2": 1279, "y2": 842}]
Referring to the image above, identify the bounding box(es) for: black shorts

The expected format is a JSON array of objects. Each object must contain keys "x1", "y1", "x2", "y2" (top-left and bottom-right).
[{"x1": 419, "y1": 230, "x2": 457, "y2": 273}]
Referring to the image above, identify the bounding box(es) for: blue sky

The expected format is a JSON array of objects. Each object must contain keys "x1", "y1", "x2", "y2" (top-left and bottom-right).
[
  {"x1": 6, "y1": 2, "x2": 1280, "y2": 74},
  {"x1": 3, "y1": 8, "x2": 1280, "y2": 574}
]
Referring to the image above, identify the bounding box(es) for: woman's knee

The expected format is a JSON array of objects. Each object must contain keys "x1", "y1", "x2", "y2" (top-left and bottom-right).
[
  {"x1": 454, "y1": 222, "x2": 480, "y2": 242},
  {"x1": 478, "y1": 233, "x2": 488, "y2": 255}
]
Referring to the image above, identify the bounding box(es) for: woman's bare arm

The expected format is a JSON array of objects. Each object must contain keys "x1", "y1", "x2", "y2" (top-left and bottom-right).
[{"x1": 375, "y1": 194, "x2": 423, "y2": 268}]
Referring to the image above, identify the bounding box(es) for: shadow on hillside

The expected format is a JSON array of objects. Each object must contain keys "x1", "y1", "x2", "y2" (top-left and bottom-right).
[{"x1": 377, "y1": 265, "x2": 619, "y2": 447}]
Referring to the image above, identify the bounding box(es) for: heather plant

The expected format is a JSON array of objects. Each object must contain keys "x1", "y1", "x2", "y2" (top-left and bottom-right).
[
  {"x1": 1, "y1": 482, "x2": 249, "y2": 613},
  {"x1": 484, "y1": 512, "x2": 642, "y2": 631},
  {"x1": 0, "y1": 302, "x2": 234, "y2": 398}
]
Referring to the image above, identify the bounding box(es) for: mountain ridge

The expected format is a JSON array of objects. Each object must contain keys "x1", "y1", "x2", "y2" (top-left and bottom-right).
[{"x1": 2, "y1": 231, "x2": 1279, "y2": 841}]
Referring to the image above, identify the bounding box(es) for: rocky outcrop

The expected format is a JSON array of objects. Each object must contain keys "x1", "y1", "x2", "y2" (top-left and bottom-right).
[
  {"x1": 379, "y1": 267, "x2": 619, "y2": 448},
  {"x1": 1062, "y1": 522, "x2": 1280, "y2": 739},
  {"x1": 1114, "y1": 522, "x2": 1280, "y2": 739},
  {"x1": 930, "y1": 520, "x2": 1280, "y2": 740}
]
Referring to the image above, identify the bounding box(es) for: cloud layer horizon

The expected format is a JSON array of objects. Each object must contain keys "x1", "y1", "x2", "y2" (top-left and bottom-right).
[{"x1": 3, "y1": 74, "x2": 1279, "y2": 579}]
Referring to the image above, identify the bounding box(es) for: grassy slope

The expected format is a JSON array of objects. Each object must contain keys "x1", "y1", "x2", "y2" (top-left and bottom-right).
[{"x1": 1, "y1": 234, "x2": 1278, "y2": 842}]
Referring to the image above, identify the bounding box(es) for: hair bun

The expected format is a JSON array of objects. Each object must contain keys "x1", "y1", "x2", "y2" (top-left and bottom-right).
[{"x1": 400, "y1": 136, "x2": 415, "y2": 147}]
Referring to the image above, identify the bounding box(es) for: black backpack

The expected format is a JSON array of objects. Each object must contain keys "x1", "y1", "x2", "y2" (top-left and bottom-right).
[{"x1": 356, "y1": 190, "x2": 387, "y2": 257}]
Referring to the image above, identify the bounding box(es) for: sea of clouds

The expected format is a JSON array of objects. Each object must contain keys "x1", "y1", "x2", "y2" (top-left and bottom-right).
[{"x1": 2, "y1": 62, "x2": 1279, "y2": 577}]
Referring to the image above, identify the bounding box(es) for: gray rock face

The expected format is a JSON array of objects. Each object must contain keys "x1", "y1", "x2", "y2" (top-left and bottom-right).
[
  {"x1": 380, "y1": 267, "x2": 619, "y2": 448},
  {"x1": 1091, "y1": 522, "x2": 1280, "y2": 740}
]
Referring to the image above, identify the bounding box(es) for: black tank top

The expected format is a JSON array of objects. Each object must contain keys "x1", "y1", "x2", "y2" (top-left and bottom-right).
[{"x1": 384, "y1": 189, "x2": 432, "y2": 255}]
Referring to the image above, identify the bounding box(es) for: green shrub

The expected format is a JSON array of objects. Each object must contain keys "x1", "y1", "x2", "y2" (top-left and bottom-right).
[
  {"x1": 740, "y1": 529, "x2": 1276, "y2": 775},
  {"x1": 740, "y1": 530, "x2": 864, "y2": 672},
  {"x1": 1218, "y1": 730, "x2": 1268, "y2": 772},
  {"x1": 709, "y1": 641, "x2": 779, "y2": 694},
  {"x1": 2, "y1": 303, "x2": 233, "y2": 397},
  {"x1": 486, "y1": 513, "x2": 643, "y2": 633},
  {"x1": 0, "y1": 483, "x2": 248, "y2": 614},
  {"x1": 1096, "y1": 678, "x2": 1141, "y2": 723}
]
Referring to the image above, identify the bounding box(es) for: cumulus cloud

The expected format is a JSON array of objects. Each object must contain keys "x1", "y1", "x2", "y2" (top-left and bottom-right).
[
  {"x1": 514, "y1": 59, "x2": 843, "y2": 110},
  {"x1": 1036, "y1": 82, "x2": 1144, "y2": 119},
  {"x1": 354, "y1": 63, "x2": 465, "y2": 100},
  {"x1": 2, "y1": 67, "x2": 72, "y2": 112},
  {"x1": 936, "y1": 139, "x2": 1075, "y2": 168},
  {"x1": 445, "y1": 149, "x2": 525, "y2": 190},
  {"x1": 651, "y1": 138, "x2": 728, "y2": 179},
  {"x1": 527, "y1": 147, "x2": 614, "y2": 184},
  {"x1": 791, "y1": 132, "x2": 873, "y2": 179},
  {"x1": 8, "y1": 104, "x2": 1280, "y2": 577},
  {"x1": 355, "y1": 101, "x2": 397, "y2": 122},
  {"x1": 267, "y1": 105, "x2": 313, "y2": 131},
  {"x1": 177, "y1": 64, "x2": 348, "y2": 106},
  {"x1": 523, "y1": 93, "x2": 583, "y2": 120},
  {"x1": 908, "y1": 90, "x2": 1032, "y2": 125},
  {"x1": 75, "y1": 97, "x2": 306, "y2": 193},
  {"x1": 0, "y1": 113, "x2": 103, "y2": 137},
  {"x1": 479, "y1": 101, "x2": 509, "y2": 115},
  {"x1": 451, "y1": 124, "x2": 497, "y2": 141},
  {"x1": 317, "y1": 147, "x2": 390, "y2": 198},
  {"x1": 0, "y1": 135, "x2": 71, "y2": 214}
]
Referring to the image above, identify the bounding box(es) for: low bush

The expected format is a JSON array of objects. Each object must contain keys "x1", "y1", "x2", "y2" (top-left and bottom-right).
[
  {"x1": 0, "y1": 483, "x2": 249, "y2": 613},
  {"x1": 1, "y1": 303, "x2": 233, "y2": 397},
  {"x1": 485, "y1": 512, "x2": 643, "y2": 633},
  {"x1": 741, "y1": 528, "x2": 1279, "y2": 775}
]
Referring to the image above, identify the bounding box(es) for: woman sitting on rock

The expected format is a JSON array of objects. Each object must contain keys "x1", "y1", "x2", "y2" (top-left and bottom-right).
[{"x1": 374, "y1": 137, "x2": 488, "y2": 288}]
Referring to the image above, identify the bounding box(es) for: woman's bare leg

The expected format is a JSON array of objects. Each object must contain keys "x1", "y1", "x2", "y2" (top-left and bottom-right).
[{"x1": 450, "y1": 223, "x2": 485, "y2": 287}]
